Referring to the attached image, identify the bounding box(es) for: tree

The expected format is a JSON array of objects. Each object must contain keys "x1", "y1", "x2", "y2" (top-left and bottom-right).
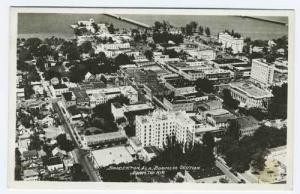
[
  {"x1": 226, "y1": 119, "x2": 241, "y2": 140},
  {"x1": 195, "y1": 78, "x2": 214, "y2": 93},
  {"x1": 154, "y1": 21, "x2": 163, "y2": 31},
  {"x1": 202, "y1": 133, "x2": 215, "y2": 149},
  {"x1": 56, "y1": 134, "x2": 75, "y2": 152},
  {"x1": 190, "y1": 21, "x2": 198, "y2": 32},
  {"x1": 25, "y1": 38, "x2": 42, "y2": 56},
  {"x1": 205, "y1": 27, "x2": 211, "y2": 37},
  {"x1": 268, "y1": 83, "x2": 288, "y2": 119},
  {"x1": 71, "y1": 164, "x2": 90, "y2": 181},
  {"x1": 114, "y1": 53, "x2": 132, "y2": 67},
  {"x1": 144, "y1": 50, "x2": 153, "y2": 60},
  {"x1": 60, "y1": 41, "x2": 80, "y2": 60},
  {"x1": 79, "y1": 41, "x2": 92, "y2": 54},
  {"x1": 185, "y1": 24, "x2": 193, "y2": 36},
  {"x1": 222, "y1": 89, "x2": 240, "y2": 110},
  {"x1": 91, "y1": 22, "x2": 99, "y2": 32},
  {"x1": 108, "y1": 23, "x2": 116, "y2": 34},
  {"x1": 198, "y1": 26, "x2": 204, "y2": 35},
  {"x1": 251, "y1": 149, "x2": 268, "y2": 171},
  {"x1": 44, "y1": 69, "x2": 61, "y2": 80}
]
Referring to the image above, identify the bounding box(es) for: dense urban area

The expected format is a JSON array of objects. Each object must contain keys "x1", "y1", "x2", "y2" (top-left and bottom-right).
[{"x1": 15, "y1": 16, "x2": 288, "y2": 183}]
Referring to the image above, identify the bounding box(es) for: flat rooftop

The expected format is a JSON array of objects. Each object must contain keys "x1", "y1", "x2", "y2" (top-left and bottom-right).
[
  {"x1": 230, "y1": 82, "x2": 273, "y2": 99},
  {"x1": 166, "y1": 78, "x2": 194, "y2": 88},
  {"x1": 92, "y1": 146, "x2": 133, "y2": 167},
  {"x1": 212, "y1": 58, "x2": 244, "y2": 64},
  {"x1": 124, "y1": 103, "x2": 154, "y2": 112},
  {"x1": 85, "y1": 131, "x2": 127, "y2": 145}
]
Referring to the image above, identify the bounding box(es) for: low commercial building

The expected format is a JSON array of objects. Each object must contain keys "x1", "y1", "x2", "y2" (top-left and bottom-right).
[
  {"x1": 235, "y1": 116, "x2": 260, "y2": 136},
  {"x1": 89, "y1": 93, "x2": 107, "y2": 108},
  {"x1": 91, "y1": 146, "x2": 133, "y2": 168},
  {"x1": 165, "y1": 78, "x2": 196, "y2": 96},
  {"x1": 134, "y1": 70, "x2": 157, "y2": 84},
  {"x1": 211, "y1": 58, "x2": 247, "y2": 68},
  {"x1": 163, "y1": 96, "x2": 194, "y2": 112},
  {"x1": 61, "y1": 92, "x2": 76, "y2": 108},
  {"x1": 44, "y1": 156, "x2": 64, "y2": 171},
  {"x1": 72, "y1": 89, "x2": 90, "y2": 107},
  {"x1": 229, "y1": 82, "x2": 273, "y2": 108},
  {"x1": 86, "y1": 86, "x2": 138, "y2": 105},
  {"x1": 143, "y1": 82, "x2": 172, "y2": 99},
  {"x1": 50, "y1": 84, "x2": 69, "y2": 97},
  {"x1": 111, "y1": 102, "x2": 155, "y2": 121},
  {"x1": 186, "y1": 48, "x2": 217, "y2": 61},
  {"x1": 181, "y1": 69, "x2": 205, "y2": 81},
  {"x1": 82, "y1": 131, "x2": 128, "y2": 148},
  {"x1": 23, "y1": 169, "x2": 40, "y2": 181},
  {"x1": 17, "y1": 88, "x2": 25, "y2": 100},
  {"x1": 203, "y1": 68, "x2": 231, "y2": 85}
]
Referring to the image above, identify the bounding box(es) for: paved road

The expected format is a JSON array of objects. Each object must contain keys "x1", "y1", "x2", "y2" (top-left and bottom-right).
[
  {"x1": 52, "y1": 102, "x2": 101, "y2": 182},
  {"x1": 215, "y1": 158, "x2": 241, "y2": 183}
]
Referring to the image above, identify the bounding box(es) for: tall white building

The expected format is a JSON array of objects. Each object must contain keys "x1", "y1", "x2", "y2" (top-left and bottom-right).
[
  {"x1": 136, "y1": 110, "x2": 195, "y2": 149},
  {"x1": 250, "y1": 59, "x2": 275, "y2": 87},
  {"x1": 218, "y1": 32, "x2": 244, "y2": 54}
]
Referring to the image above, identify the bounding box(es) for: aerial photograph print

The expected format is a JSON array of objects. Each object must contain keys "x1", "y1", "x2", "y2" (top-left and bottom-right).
[{"x1": 10, "y1": 7, "x2": 293, "y2": 190}]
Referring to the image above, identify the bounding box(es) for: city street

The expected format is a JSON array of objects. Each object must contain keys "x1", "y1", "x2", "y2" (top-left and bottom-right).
[{"x1": 52, "y1": 102, "x2": 101, "y2": 182}]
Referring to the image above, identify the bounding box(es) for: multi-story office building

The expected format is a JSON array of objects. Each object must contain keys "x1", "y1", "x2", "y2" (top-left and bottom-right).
[
  {"x1": 250, "y1": 59, "x2": 275, "y2": 87},
  {"x1": 136, "y1": 110, "x2": 195, "y2": 149}
]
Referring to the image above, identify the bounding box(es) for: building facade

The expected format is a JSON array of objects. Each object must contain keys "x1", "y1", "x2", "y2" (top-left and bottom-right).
[
  {"x1": 136, "y1": 110, "x2": 195, "y2": 149},
  {"x1": 229, "y1": 82, "x2": 273, "y2": 108},
  {"x1": 250, "y1": 59, "x2": 275, "y2": 87},
  {"x1": 218, "y1": 32, "x2": 244, "y2": 54}
]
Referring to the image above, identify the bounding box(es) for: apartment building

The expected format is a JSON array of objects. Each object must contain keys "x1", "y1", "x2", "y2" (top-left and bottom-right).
[{"x1": 218, "y1": 32, "x2": 244, "y2": 54}]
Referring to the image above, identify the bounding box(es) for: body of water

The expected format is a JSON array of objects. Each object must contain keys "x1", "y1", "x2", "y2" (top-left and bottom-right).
[{"x1": 18, "y1": 13, "x2": 288, "y2": 41}]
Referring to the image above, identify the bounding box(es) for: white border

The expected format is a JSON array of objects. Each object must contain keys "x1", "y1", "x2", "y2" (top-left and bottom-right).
[{"x1": 0, "y1": 0, "x2": 299, "y2": 193}]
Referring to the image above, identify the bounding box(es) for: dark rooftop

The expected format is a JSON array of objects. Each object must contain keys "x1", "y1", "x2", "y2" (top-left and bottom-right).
[
  {"x1": 62, "y1": 92, "x2": 73, "y2": 101},
  {"x1": 52, "y1": 84, "x2": 68, "y2": 89},
  {"x1": 212, "y1": 58, "x2": 244, "y2": 64},
  {"x1": 44, "y1": 156, "x2": 62, "y2": 166},
  {"x1": 166, "y1": 78, "x2": 194, "y2": 88}
]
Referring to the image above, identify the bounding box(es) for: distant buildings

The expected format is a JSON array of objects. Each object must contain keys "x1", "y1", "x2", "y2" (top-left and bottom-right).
[
  {"x1": 218, "y1": 32, "x2": 244, "y2": 54},
  {"x1": 250, "y1": 59, "x2": 275, "y2": 87},
  {"x1": 136, "y1": 110, "x2": 196, "y2": 148},
  {"x1": 86, "y1": 86, "x2": 138, "y2": 106},
  {"x1": 229, "y1": 81, "x2": 273, "y2": 108}
]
